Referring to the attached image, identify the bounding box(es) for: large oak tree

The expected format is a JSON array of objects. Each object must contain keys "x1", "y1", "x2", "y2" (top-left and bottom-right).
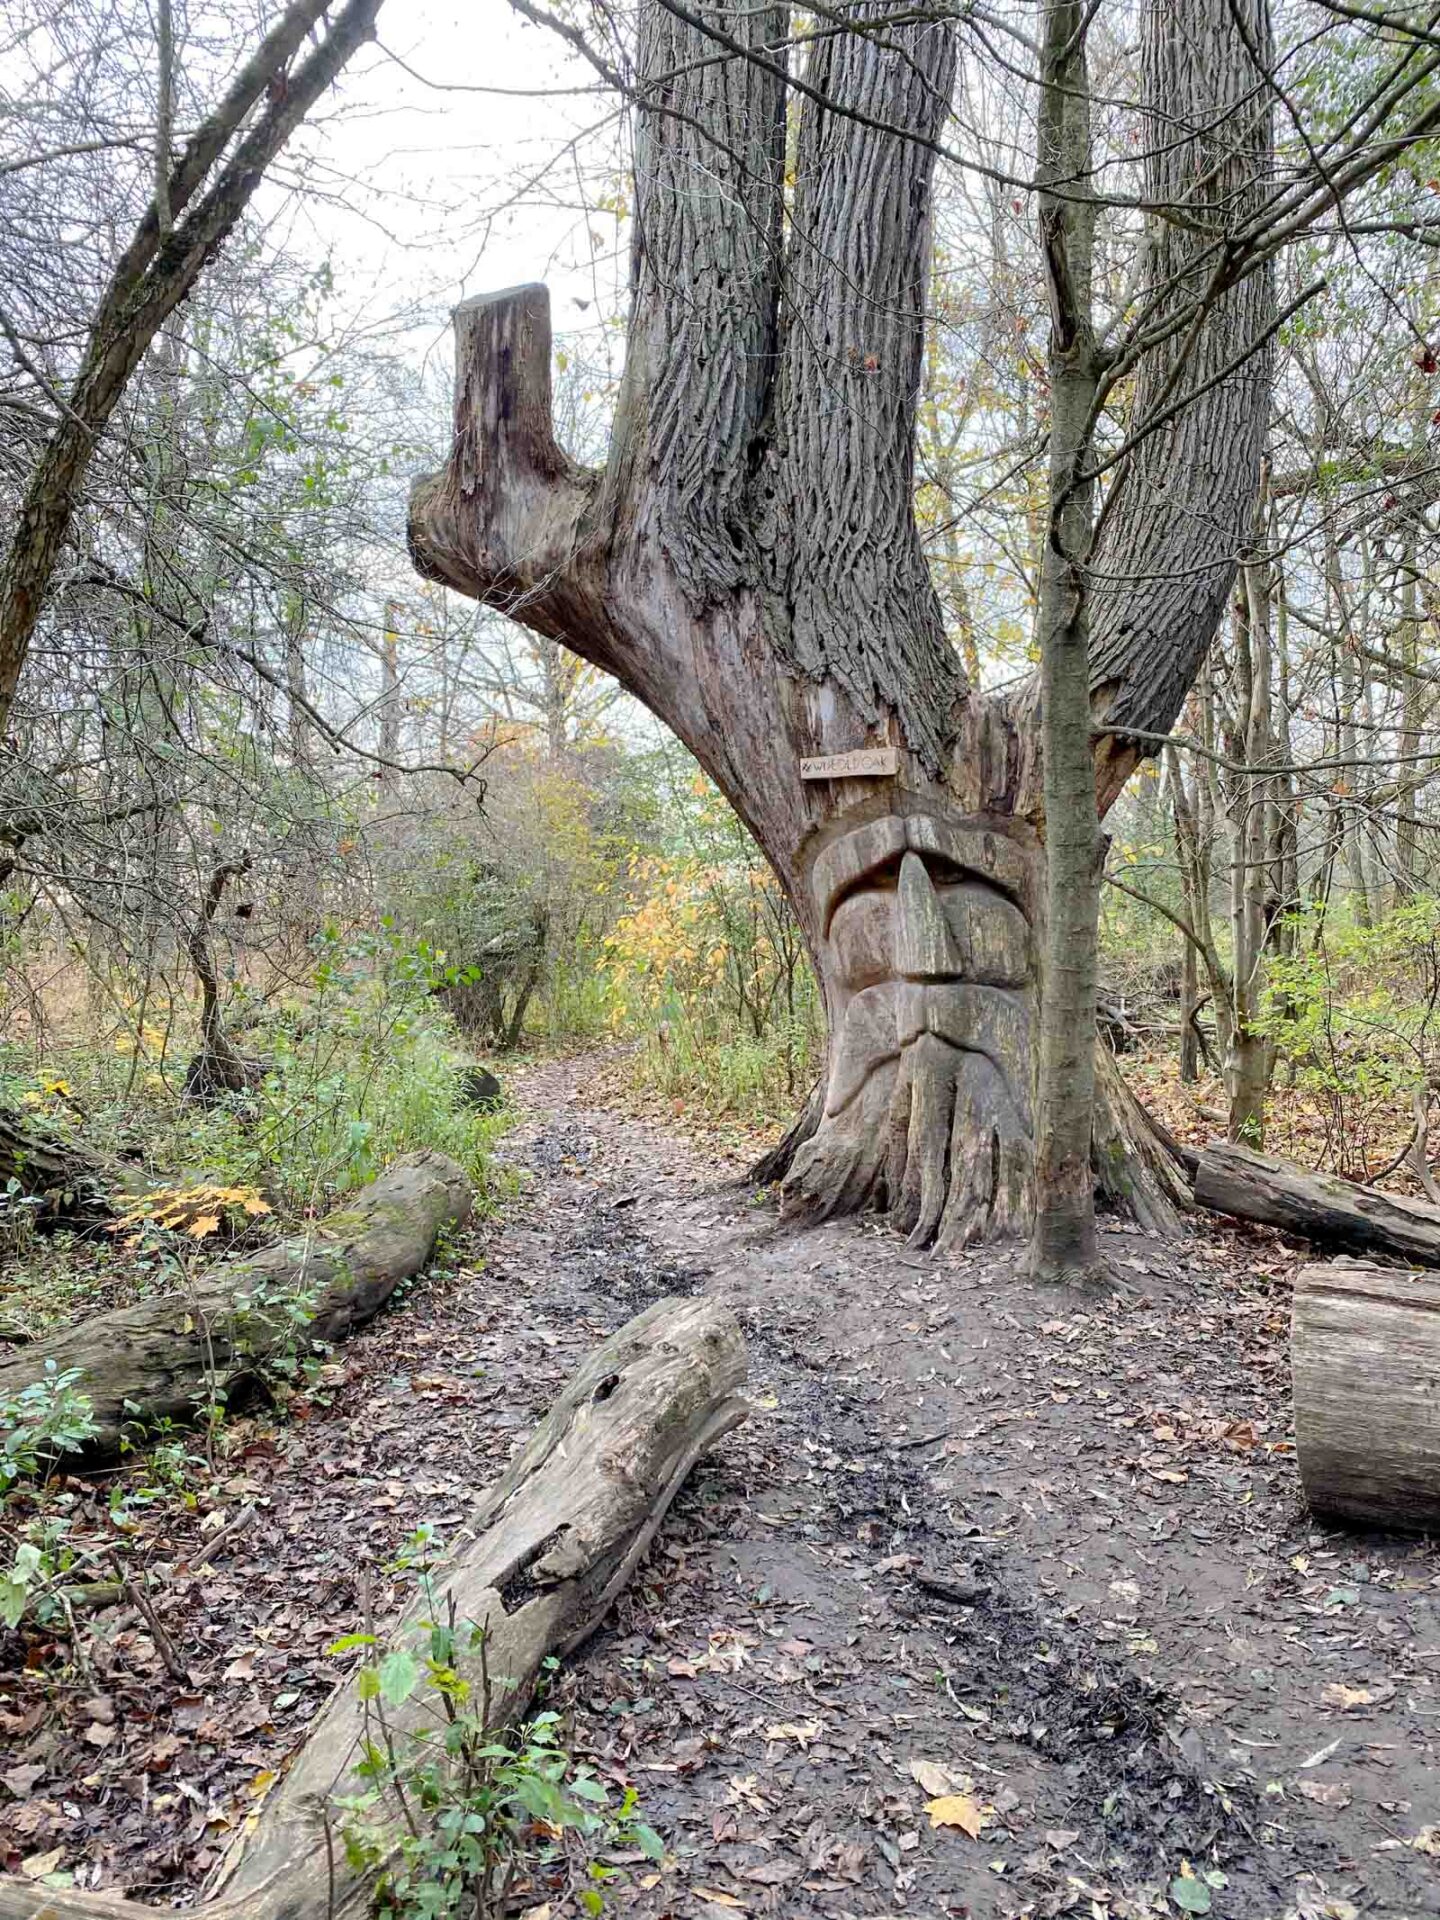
[{"x1": 408, "y1": 0, "x2": 1343, "y2": 1253}]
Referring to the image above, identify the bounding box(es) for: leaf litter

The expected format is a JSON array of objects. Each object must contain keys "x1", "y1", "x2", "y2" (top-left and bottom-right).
[{"x1": 3, "y1": 1046, "x2": 1440, "y2": 1920}]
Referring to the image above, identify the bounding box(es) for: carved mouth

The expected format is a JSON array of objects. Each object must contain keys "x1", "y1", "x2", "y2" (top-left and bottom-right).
[{"x1": 824, "y1": 979, "x2": 1033, "y2": 1124}]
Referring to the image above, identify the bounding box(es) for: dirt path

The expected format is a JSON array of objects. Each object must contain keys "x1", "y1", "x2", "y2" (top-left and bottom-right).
[
  {"x1": 5, "y1": 1056, "x2": 1440, "y2": 1918},
  {"x1": 503, "y1": 1057, "x2": 1440, "y2": 1920}
]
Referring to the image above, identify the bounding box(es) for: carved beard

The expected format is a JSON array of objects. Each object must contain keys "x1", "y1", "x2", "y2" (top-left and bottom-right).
[{"x1": 786, "y1": 812, "x2": 1037, "y2": 1248}]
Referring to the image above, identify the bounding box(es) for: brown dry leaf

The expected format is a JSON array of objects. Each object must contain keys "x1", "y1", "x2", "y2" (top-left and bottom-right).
[
  {"x1": 1298, "y1": 1779, "x2": 1352, "y2": 1810},
  {"x1": 19, "y1": 1848, "x2": 63, "y2": 1879},
  {"x1": 1320, "y1": 1681, "x2": 1392, "y2": 1711},
  {"x1": 186, "y1": 1214, "x2": 222, "y2": 1240},
  {"x1": 909, "y1": 1758, "x2": 964, "y2": 1797},
  {"x1": 763, "y1": 1719, "x2": 821, "y2": 1747},
  {"x1": 82, "y1": 1722, "x2": 115, "y2": 1749},
  {"x1": 691, "y1": 1889, "x2": 747, "y2": 1911},
  {"x1": 925, "y1": 1793, "x2": 992, "y2": 1839}
]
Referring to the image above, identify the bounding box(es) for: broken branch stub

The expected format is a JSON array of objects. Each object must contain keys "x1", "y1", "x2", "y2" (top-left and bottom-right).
[{"x1": 0, "y1": 1295, "x2": 747, "y2": 1920}]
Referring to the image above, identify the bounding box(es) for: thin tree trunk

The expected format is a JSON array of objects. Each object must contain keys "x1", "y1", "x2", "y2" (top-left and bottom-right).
[
  {"x1": 0, "y1": 0, "x2": 384, "y2": 731},
  {"x1": 1030, "y1": 0, "x2": 1105, "y2": 1281}
]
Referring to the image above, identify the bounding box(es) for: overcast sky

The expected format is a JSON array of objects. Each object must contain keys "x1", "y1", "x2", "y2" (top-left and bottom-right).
[{"x1": 269, "y1": 3, "x2": 629, "y2": 383}]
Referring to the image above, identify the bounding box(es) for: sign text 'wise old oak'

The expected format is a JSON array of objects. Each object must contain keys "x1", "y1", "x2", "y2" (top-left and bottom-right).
[{"x1": 799, "y1": 747, "x2": 901, "y2": 781}]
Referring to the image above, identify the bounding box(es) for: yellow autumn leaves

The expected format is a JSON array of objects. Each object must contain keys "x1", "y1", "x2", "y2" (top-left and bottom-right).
[{"x1": 112, "y1": 1182, "x2": 271, "y2": 1244}]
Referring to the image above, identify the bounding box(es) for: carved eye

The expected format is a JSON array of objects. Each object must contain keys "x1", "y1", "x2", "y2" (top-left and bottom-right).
[{"x1": 829, "y1": 886, "x2": 894, "y2": 990}]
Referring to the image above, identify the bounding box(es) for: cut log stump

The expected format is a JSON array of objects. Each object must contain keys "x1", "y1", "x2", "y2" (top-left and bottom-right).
[
  {"x1": 0, "y1": 1150, "x2": 472, "y2": 1458},
  {"x1": 0, "y1": 1295, "x2": 747, "y2": 1920},
  {"x1": 1195, "y1": 1140, "x2": 1440, "y2": 1264},
  {"x1": 1293, "y1": 1262, "x2": 1440, "y2": 1531}
]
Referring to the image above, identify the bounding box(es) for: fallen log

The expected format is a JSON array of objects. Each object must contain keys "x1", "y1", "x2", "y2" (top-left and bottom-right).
[
  {"x1": 1194, "y1": 1140, "x2": 1440, "y2": 1264},
  {"x1": 0, "y1": 1295, "x2": 747, "y2": 1920},
  {"x1": 0, "y1": 1150, "x2": 471, "y2": 1458},
  {"x1": 1293, "y1": 1262, "x2": 1440, "y2": 1531},
  {"x1": 1092, "y1": 1045, "x2": 1195, "y2": 1236},
  {"x1": 0, "y1": 1108, "x2": 119, "y2": 1223}
]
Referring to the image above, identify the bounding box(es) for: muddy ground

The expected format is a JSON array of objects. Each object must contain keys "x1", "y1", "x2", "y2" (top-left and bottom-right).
[{"x1": 3, "y1": 1054, "x2": 1439, "y2": 1919}]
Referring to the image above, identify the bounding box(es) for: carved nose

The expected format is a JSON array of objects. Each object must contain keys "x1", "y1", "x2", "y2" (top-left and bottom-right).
[{"x1": 896, "y1": 850, "x2": 961, "y2": 980}]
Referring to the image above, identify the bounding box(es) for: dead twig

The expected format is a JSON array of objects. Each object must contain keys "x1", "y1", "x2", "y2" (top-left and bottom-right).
[
  {"x1": 109, "y1": 1551, "x2": 188, "y2": 1681},
  {"x1": 190, "y1": 1501, "x2": 258, "y2": 1568}
]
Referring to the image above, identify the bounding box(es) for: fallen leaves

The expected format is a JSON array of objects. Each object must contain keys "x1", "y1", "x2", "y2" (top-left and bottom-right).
[
  {"x1": 1297, "y1": 1779, "x2": 1352, "y2": 1810},
  {"x1": 19, "y1": 1847, "x2": 64, "y2": 1880},
  {"x1": 762, "y1": 1719, "x2": 821, "y2": 1747},
  {"x1": 1320, "y1": 1680, "x2": 1395, "y2": 1711},
  {"x1": 924, "y1": 1792, "x2": 993, "y2": 1839}
]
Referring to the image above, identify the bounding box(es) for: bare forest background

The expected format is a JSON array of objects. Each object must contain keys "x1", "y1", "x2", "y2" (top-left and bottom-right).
[{"x1": 6, "y1": 0, "x2": 1440, "y2": 1249}]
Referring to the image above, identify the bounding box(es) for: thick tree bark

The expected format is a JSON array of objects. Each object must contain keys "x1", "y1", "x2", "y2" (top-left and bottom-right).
[
  {"x1": 410, "y1": 0, "x2": 1272, "y2": 1253},
  {"x1": 0, "y1": 1151, "x2": 471, "y2": 1456},
  {"x1": 1195, "y1": 1140, "x2": 1440, "y2": 1263},
  {"x1": 1293, "y1": 1262, "x2": 1440, "y2": 1530},
  {"x1": 0, "y1": 1297, "x2": 746, "y2": 1920}
]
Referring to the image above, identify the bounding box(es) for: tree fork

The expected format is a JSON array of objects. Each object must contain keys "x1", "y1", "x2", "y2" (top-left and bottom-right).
[{"x1": 410, "y1": 0, "x2": 1273, "y2": 1258}]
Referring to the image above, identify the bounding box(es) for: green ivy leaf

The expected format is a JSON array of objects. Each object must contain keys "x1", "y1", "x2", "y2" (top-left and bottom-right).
[{"x1": 1170, "y1": 1871, "x2": 1213, "y2": 1914}]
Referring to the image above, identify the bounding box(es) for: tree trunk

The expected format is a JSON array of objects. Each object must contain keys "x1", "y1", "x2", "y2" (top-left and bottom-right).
[
  {"x1": 1293, "y1": 1262, "x2": 1440, "y2": 1530},
  {"x1": 409, "y1": 0, "x2": 1272, "y2": 1254},
  {"x1": 0, "y1": 1297, "x2": 746, "y2": 1920},
  {"x1": 1030, "y1": 0, "x2": 1104, "y2": 1279},
  {"x1": 1195, "y1": 1140, "x2": 1440, "y2": 1263},
  {"x1": 1178, "y1": 934, "x2": 1201, "y2": 1083},
  {"x1": 0, "y1": 1151, "x2": 471, "y2": 1457}
]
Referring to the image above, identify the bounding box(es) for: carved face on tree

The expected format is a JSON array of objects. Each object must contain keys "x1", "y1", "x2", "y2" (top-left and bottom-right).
[
  {"x1": 410, "y1": 0, "x2": 1267, "y2": 1251},
  {"x1": 785, "y1": 808, "x2": 1037, "y2": 1247}
]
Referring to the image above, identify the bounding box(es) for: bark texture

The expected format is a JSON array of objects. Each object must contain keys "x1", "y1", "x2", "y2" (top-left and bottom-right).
[
  {"x1": 0, "y1": 1151, "x2": 471, "y2": 1456},
  {"x1": 1293, "y1": 1262, "x2": 1440, "y2": 1530},
  {"x1": 410, "y1": 0, "x2": 1272, "y2": 1249},
  {"x1": 1030, "y1": 0, "x2": 1105, "y2": 1279},
  {"x1": 1085, "y1": 0, "x2": 1275, "y2": 812},
  {"x1": 1194, "y1": 1141, "x2": 1440, "y2": 1264},
  {"x1": 0, "y1": 1297, "x2": 746, "y2": 1920}
]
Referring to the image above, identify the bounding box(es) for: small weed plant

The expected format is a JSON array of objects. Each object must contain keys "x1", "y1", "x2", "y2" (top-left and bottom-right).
[
  {"x1": 330, "y1": 1536, "x2": 661, "y2": 1919},
  {"x1": 1, "y1": 1362, "x2": 97, "y2": 1492}
]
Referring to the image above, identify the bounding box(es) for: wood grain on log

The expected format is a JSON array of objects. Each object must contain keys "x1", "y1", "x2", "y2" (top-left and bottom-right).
[
  {"x1": 1194, "y1": 1140, "x2": 1440, "y2": 1263},
  {"x1": 0, "y1": 1150, "x2": 472, "y2": 1457},
  {"x1": 1293, "y1": 1262, "x2": 1440, "y2": 1530},
  {"x1": 0, "y1": 1296, "x2": 747, "y2": 1920}
]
